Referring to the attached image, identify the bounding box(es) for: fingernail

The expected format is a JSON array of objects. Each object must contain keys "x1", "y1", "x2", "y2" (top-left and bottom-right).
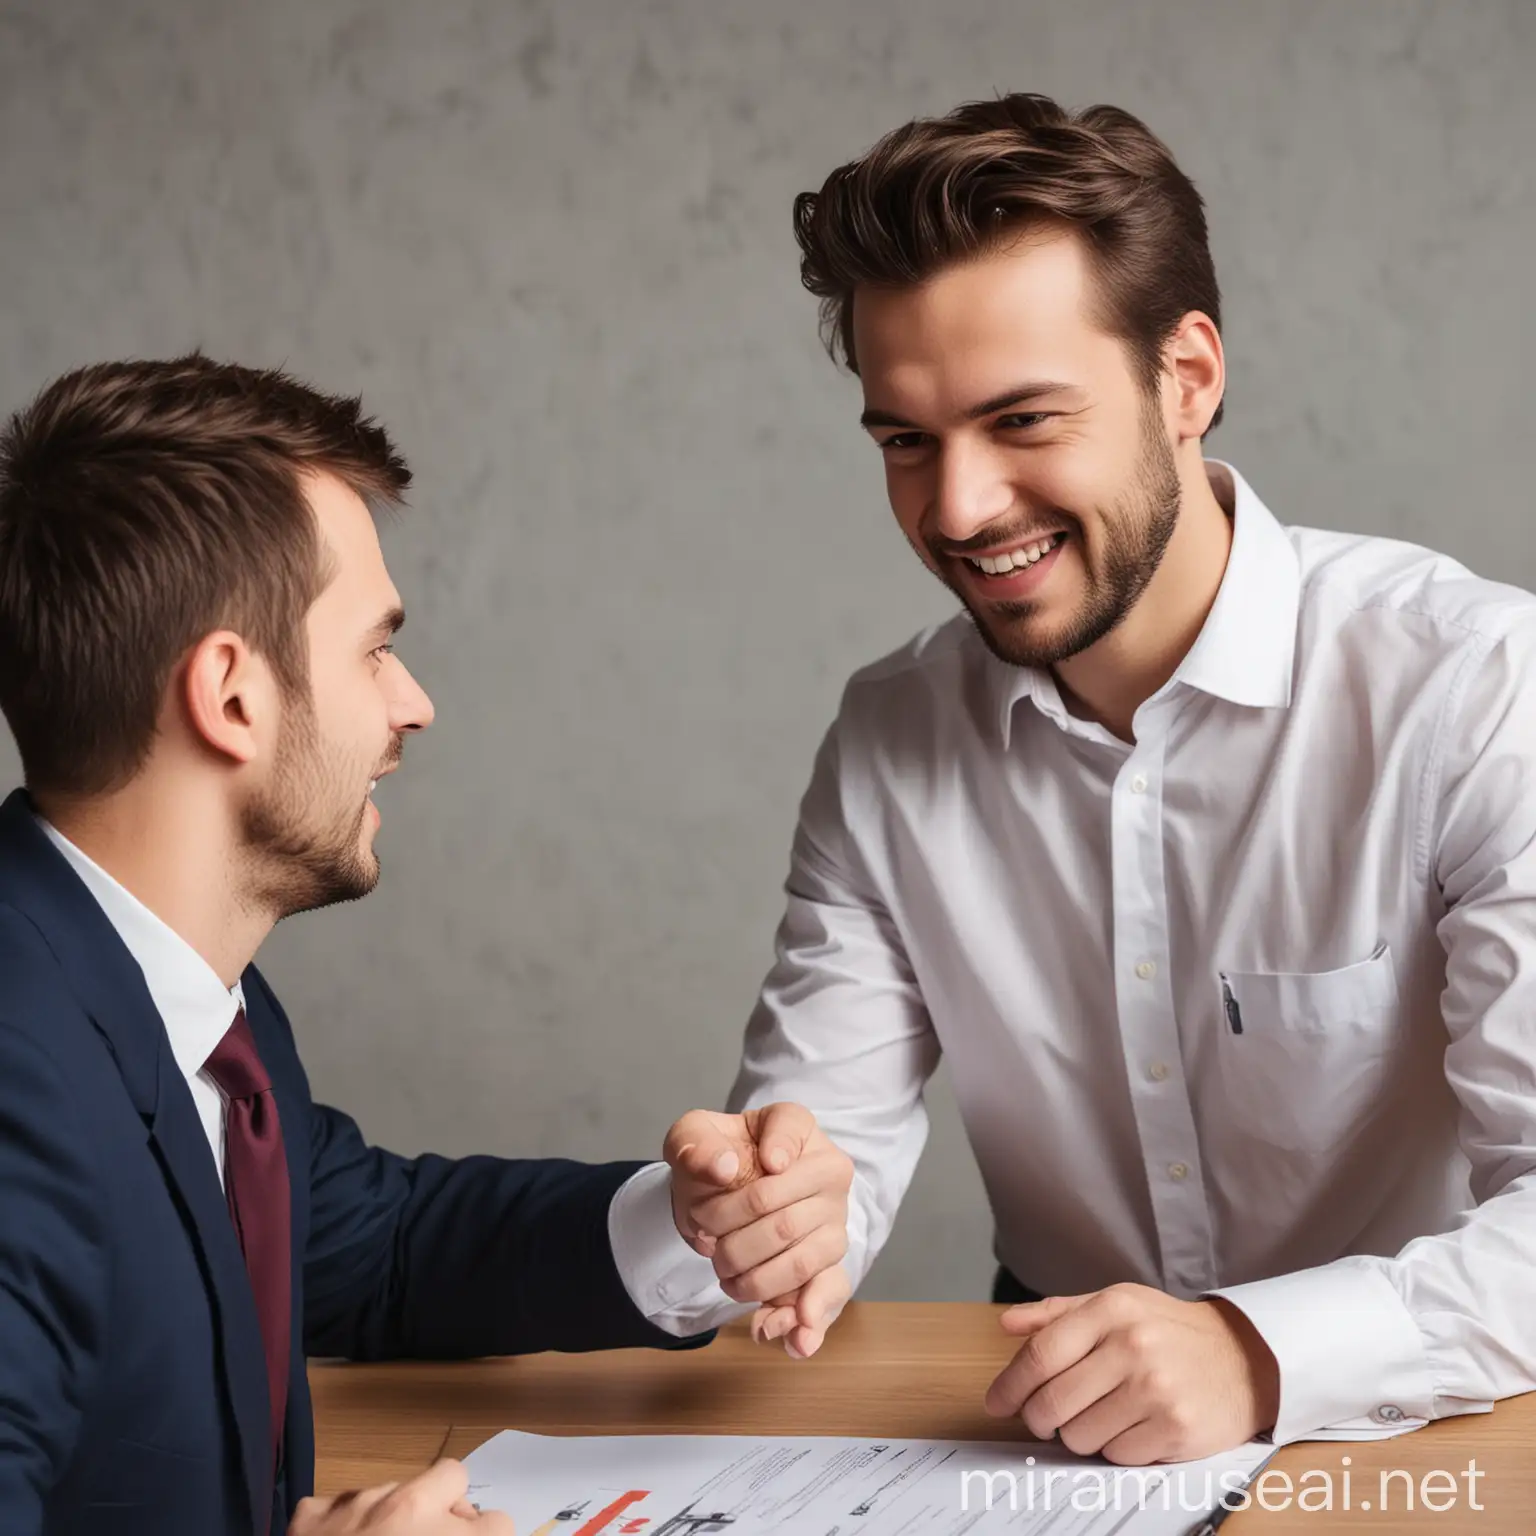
[
  {"x1": 785, "y1": 1339, "x2": 806, "y2": 1359},
  {"x1": 715, "y1": 1149, "x2": 739, "y2": 1181},
  {"x1": 765, "y1": 1146, "x2": 786, "y2": 1172},
  {"x1": 696, "y1": 1233, "x2": 716, "y2": 1256}
]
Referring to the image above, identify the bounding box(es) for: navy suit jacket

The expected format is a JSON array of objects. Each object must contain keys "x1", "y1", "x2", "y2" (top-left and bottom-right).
[{"x1": 0, "y1": 789, "x2": 712, "y2": 1536}]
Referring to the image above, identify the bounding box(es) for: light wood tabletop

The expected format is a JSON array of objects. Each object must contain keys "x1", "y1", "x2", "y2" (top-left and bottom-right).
[{"x1": 311, "y1": 1301, "x2": 1535, "y2": 1532}]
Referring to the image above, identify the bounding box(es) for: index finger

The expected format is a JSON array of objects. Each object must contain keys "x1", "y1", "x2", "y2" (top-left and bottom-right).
[
  {"x1": 998, "y1": 1293, "x2": 1091, "y2": 1335},
  {"x1": 390, "y1": 1457, "x2": 471, "y2": 1515},
  {"x1": 984, "y1": 1302, "x2": 1107, "y2": 1420}
]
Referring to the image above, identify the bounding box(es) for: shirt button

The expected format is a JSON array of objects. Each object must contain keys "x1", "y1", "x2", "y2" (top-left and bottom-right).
[
  {"x1": 1374, "y1": 1404, "x2": 1406, "y2": 1425},
  {"x1": 1130, "y1": 773, "x2": 1149, "y2": 794},
  {"x1": 1135, "y1": 960, "x2": 1157, "y2": 981},
  {"x1": 1168, "y1": 1162, "x2": 1189, "y2": 1181},
  {"x1": 1147, "y1": 1061, "x2": 1170, "y2": 1082}
]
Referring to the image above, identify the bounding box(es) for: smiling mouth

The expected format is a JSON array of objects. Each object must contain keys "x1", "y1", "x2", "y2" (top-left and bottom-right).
[{"x1": 961, "y1": 530, "x2": 1069, "y2": 577}]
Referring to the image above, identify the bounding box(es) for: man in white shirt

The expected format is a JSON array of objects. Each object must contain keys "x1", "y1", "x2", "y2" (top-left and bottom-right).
[{"x1": 630, "y1": 91, "x2": 1536, "y2": 1464}]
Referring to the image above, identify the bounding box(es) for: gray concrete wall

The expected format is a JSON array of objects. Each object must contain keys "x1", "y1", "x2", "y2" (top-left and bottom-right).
[{"x1": 2, "y1": 0, "x2": 1531, "y2": 1299}]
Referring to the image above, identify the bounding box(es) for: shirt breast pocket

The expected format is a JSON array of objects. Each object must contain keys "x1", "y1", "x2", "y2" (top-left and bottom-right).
[{"x1": 1216, "y1": 942, "x2": 1401, "y2": 1155}]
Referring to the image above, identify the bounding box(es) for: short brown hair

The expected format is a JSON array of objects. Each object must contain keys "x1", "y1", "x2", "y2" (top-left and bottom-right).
[
  {"x1": 793, "y1": 92, "x2": 1224, "y2": 429},
  {"x1": 0, "y1": 354, "x2": 410, "y2": 797}
]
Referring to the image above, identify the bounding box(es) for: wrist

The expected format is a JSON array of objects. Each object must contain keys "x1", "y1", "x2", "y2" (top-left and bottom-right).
[{"x1": 1207, "y1": 1296, "x2": 1281, "y2": 1434}]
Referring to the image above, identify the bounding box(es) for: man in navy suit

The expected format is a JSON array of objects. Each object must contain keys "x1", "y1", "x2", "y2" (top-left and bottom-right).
[{"x1": 0, "y1": 357, "x2": 857, "y2": 1536}]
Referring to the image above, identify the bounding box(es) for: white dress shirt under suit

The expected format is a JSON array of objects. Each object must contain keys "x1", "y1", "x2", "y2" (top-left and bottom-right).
[{"x1": 613, "y1": 460, "x2": 1536, "y2": 1445}]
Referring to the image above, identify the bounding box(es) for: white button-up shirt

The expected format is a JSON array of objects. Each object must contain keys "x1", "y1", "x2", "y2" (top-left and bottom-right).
[{"x1": 616, "y1": 460, "x2": 1536, "y2": 1443}]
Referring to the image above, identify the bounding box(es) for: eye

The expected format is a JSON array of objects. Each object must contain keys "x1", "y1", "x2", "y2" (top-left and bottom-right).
[
  {"x1": 996, "y1": 413, "x2": 1051, "y2": 430},
  {"x1": 877, "y1": 432, "x2": 929, "y2": 453},
  {"x1": 370, "y1": 643, "x2": 395, "y2": 663}
]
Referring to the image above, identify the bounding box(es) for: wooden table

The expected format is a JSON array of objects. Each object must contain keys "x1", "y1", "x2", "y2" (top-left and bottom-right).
[{"x1": 311, "y1": 1302, "x2": 1535, "y2": 1531}]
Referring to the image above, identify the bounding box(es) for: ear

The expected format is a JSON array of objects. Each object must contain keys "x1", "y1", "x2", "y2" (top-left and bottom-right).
[
  {"x1": 179, "y1": 631, "x2": 273, "y2": 767},
  {"x1": 1164, "y1": 311, "x2": 1225, "y2": 442}
]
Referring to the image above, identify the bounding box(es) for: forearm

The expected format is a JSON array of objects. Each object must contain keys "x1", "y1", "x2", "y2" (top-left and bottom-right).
[
  {"x1": 617, "y1": 697, "x2": 938, "y2": 1336},
  {"x1": 305, "y1": 1129, "x2": 711, "y2": 1359},
  {"x1": 1213, "y1": 1168, "x2": 1536, "y2": 1441}
]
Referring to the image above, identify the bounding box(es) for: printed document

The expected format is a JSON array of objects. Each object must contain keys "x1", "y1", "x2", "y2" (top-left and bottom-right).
[{"x1": 463, "y1": 1429, "x2": 1275, "y2": 1534}]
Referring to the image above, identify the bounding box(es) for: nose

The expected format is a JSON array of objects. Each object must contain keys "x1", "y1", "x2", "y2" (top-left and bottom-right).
[
  {"x1": 931, "y1": 438, "x2": 1014, "y2": 545},
  {"x1": 388, "y1": 659, "x2": 435, "y2": 733}
]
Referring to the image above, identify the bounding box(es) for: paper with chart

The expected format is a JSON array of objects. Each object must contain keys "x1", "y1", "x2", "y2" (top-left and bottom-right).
[{"x1": 462, "y1": 1430, "x2": 1274, "y2": 1535}]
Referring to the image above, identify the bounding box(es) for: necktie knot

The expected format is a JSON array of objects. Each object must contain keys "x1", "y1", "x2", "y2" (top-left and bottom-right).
[{"x1": 205, "y1": 1007, "x2": 271, "y2": 1102}]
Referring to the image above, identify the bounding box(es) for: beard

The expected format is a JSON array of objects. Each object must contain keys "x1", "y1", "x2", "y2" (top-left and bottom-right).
[
  {"x1": 937, "y1": 400, "x2": 1184, "y2": 671},
  {"x1": 239, "y1": 695, "x2": 398, "y2": 921}
]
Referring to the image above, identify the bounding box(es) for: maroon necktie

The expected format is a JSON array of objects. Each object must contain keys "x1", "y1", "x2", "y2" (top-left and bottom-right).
[{"x1": 206, "y1": 1007, "x2": 291, "y2": 1503}]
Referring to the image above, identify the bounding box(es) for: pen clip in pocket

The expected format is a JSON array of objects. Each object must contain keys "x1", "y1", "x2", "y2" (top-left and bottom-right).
[{"x1": 1219, "y1": 974, "x2": 1243, "y2": 1034}]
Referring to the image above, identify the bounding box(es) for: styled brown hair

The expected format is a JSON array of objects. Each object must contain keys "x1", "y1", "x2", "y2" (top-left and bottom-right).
[
  {"x1": 793, "y1": 92, "x2": 1224, "y2": 429},
  {"x1": 0, "y1": 354, "x2": 410, "y2": 798}
]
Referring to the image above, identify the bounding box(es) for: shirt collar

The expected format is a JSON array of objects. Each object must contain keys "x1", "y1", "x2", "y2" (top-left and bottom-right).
[
  {"x1": 35, "y1": 816, "x2": 243, "y2": 1081},
  {"x1": 993, "y1": 459, "x2": 1300, "y2": 747},
  {"x1": 1170, "y1": 460, "x2": 1300, "y2": 711}
]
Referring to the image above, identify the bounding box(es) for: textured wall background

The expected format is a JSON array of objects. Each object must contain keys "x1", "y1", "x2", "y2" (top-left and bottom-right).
[{"x1": 1, "y1": 0, "x2": 1532, "y2": 1300}]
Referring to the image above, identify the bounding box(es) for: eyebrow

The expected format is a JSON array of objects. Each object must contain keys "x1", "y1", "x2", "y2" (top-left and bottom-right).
[
  {"x1": 859, "y1": 380, "x2": 1082, "y2": 431},
  {"x1": 365, "y1": 606, "x2": 406, "y2": 645}
]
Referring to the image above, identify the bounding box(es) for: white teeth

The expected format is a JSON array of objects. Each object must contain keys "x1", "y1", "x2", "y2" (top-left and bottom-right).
[
  {"x1": 368, "y1": 779, "x2": 377, "y2": 793},
  {"x1": 970, "y1": 534, "x2": 1063, "y2": 574}
]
